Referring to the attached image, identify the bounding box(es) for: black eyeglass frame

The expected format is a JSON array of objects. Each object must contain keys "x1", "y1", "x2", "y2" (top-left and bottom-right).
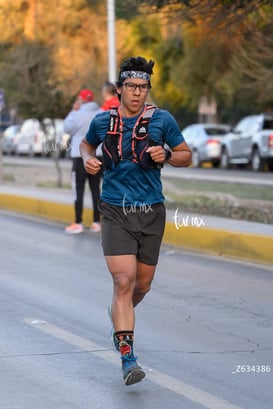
[{"x1": 122, "y1": 82, "x2": 151, "y2": 92}]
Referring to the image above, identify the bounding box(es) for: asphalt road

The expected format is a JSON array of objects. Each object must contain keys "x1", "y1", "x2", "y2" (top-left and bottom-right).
[
  {"x1": 0, "y1": 211, "x2": 273, "y2": 409},
  {"x1": 2, "y1": 156, "x2": 273, "y2": 186}
]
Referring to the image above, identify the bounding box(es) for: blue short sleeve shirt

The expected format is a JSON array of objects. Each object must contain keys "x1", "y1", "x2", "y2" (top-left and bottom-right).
[{"x1": 85, "y1": 107, "x2": 184, "y2": 206}]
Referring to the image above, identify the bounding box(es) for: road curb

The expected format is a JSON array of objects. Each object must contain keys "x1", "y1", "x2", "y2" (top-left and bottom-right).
[
  {"x1": 164, "y1": 222, "x2": 273, "y2": 265},
  {"x1": 1, "y1": 192, "x2": 273, "y2": 265}
]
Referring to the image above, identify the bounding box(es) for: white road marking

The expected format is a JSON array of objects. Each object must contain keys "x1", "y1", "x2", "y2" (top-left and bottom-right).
[{"x1": 24, "y1": 318, "x2": 243, "y2": 409}]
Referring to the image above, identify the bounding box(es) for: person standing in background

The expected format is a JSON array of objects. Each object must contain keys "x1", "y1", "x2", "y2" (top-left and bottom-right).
[
  {"x1": 101, "y1": 81, "x2": 120, "y2": 111},
  {"x1": 64, "y1": 89, "x2": 102, "y2": 234}
]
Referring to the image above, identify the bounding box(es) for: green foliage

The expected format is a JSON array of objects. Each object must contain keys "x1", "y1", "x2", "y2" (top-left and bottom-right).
[
  {"x1": 2, "y1": 40, "x2": 71, "y2": 119},
  {"x1": 116, "y1": 0, "x2": 139, "y2": 20},
  {"x1": 0, "y1": 0, "x2": 108, "y2": 120}
]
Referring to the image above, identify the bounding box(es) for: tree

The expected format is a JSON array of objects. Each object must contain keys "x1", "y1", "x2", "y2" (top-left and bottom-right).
[
  {"x1": 0, "y1": 0, "x2": 109, "y2": 186},
  {"x1": 1, "y1": 0, "x2": 272, "y2": 128},
  {"x1": 230, "y1": 16, "x2": 273, "y2": 110},
  {"x1": 115, "y1": 0, "x2": 273, "y2": 122},
  {"x1": 0, "y1": 0, "x2": 109, "y2": 110}
]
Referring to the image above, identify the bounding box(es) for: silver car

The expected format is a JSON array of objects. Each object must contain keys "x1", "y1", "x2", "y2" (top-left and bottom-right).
[
  {"x1": 181, "y1": 123, "x2": 231, "y2": 167},
  {"x1": 220, "y1": 113, "x2": 273, "y2": 171}
]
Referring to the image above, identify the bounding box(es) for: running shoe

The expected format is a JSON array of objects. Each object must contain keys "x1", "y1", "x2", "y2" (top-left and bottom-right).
[
  {"x1": 121, "y1": 355, "x2": 145, "y2": 386},
  {"x1": 65, "y1": 223, "x2": 84, "y2": 234},
  {"x1": 90, "y1": 222, "x2": 101, "y2": 233},
  {"x1": 108, "y1": 305, "x2": 119, "y2": 352}
]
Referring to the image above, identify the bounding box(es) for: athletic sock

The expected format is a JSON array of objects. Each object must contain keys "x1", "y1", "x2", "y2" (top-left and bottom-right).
[{"x1": 114, "y1": 330, "x2": 134, "y2": 357}]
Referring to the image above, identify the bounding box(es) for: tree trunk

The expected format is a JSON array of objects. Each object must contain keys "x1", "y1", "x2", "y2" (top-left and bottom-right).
[{"x1": 51, "y1": 145, "x2": 63, "y2": 188}]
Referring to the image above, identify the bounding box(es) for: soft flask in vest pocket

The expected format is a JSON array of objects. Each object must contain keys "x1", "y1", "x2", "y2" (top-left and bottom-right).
[{"x1": 102, "y1": 133, "x2": 120, "y2": 170}]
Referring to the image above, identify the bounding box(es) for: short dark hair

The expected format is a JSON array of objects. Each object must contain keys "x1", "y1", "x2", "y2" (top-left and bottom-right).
[
  {"x1": 116, "y1": 56, "x2": 155, "y2": 87},
  {"x1": 102, "y1": 81, "x2": 117, "y2": 96}
]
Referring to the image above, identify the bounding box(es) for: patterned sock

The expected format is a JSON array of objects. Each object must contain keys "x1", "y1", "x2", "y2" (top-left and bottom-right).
[{"x1": 114, "y1": 331, "x2": 134, "y2": 357}]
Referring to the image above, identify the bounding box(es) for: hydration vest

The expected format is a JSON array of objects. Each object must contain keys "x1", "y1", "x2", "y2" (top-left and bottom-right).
[{"x1": 102, "y1": 104, "x2": 163, "y2": 171}]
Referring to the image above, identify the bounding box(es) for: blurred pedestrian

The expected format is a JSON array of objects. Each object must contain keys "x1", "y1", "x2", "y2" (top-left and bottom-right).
[
  {"x1": 64, "y1": 89, "x2": 102, "y2": 234},
  {"x1": 101, "y1": 81, "x2": 120, "y2": 111},
  {"x1": 80, "y1": 57, "x2": 192, "y2": 385}
]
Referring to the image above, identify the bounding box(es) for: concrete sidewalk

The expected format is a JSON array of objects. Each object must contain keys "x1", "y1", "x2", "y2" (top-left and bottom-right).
[{"x1": 1, "y1": 184, "x2": 272, "y2": 265}]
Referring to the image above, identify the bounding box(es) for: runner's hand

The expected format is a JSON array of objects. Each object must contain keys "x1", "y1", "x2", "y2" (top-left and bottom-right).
[
  {"x1": 146, "y1": 146, "x2": 166, "y2": 163},
  {"x1": 84, "y1": 157, "x2": 103, "y2": 175}
]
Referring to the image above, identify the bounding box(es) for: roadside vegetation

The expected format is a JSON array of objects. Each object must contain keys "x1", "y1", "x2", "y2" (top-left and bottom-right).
[
  {"x1": 163, "y1": 177, "x2": 273, "y2": 224},
  {"x1": 3, "y1": 160, "x2": 273, "y2": 224}
]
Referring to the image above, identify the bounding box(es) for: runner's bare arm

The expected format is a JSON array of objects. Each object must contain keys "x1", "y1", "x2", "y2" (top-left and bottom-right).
[{"x1": 80, "y1": 139, "x2": 102, "y2": 175}]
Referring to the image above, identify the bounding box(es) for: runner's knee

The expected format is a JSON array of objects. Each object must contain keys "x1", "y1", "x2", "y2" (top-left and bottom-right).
[
  {"x1": 135, "y1": 281, "x2": 152, "y2": 295},
  {"x1": 112, "y1": 272, "x2": 135, "y2": 294}
]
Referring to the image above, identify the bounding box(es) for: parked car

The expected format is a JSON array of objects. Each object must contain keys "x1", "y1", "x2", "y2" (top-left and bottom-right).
[
  {"x1": 220, "y1": 113, "x2": 273, "y2": 171},
  {"x1": 1, "y1": 124, "x2": 21, "y2": 155},
  {"x1": 14, "y1": 118, "x2": 69, "y2": 158},
  {"x1": 181, "y1": 123, "x2": 231, "y2": 167},
  {"x1": 43, "y1": 118, "x2": 70, "y2": 158},
  {"x1": 15, "y1": 119, "x2": 46, "y2": 156}
]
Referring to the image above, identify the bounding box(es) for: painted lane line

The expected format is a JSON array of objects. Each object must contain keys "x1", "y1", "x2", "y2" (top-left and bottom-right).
[
  {"x1": 148, "y1": 370, "x2": 242, "y2": 409},
  {"x1": 23, "y1": 318, "x2": 118, "y2": 365},
  {"x1": 23, "y1": 318, "x2": 243, "y2": 409}
]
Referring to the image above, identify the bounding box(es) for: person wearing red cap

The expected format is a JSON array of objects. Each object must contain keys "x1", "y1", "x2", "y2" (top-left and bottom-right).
[{"x1": 64, "y1": 89, "x2": 102, "y2": 234}]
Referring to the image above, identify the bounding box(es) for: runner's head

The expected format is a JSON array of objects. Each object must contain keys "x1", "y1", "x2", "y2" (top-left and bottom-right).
[{"x1": 116, "y1": 56, "x2": 154, "y2": 90}]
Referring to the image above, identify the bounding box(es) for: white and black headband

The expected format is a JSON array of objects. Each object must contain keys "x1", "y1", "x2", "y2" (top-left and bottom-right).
[{"x1": 120, "y1": 70, "x2": 151, "y2": 81}]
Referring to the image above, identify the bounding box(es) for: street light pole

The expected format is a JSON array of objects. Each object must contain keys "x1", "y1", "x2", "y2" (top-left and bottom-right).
[{"x1": 107, "y1": 0, "x2": 117, "y2": 83}]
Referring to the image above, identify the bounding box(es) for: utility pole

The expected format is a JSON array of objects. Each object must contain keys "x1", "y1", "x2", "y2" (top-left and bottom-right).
[{"x1": 107, "y1": 0, "x2": 117, "y2": 83}]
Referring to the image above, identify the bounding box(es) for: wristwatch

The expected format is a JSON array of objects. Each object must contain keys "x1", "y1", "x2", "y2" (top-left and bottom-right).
[{"x1": 164, "y1": 148, "x2": 172, "y2": 162}]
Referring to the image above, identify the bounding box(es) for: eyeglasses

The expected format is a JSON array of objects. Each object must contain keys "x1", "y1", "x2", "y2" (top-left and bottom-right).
[{"x1": 122, "y1": 82, "x2": 150, "y2": 92}]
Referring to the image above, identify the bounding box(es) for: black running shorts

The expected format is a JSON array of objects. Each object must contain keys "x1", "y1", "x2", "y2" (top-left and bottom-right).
[{"x1": 98, "y1": 200, "x2": 166, "y2": 265}]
